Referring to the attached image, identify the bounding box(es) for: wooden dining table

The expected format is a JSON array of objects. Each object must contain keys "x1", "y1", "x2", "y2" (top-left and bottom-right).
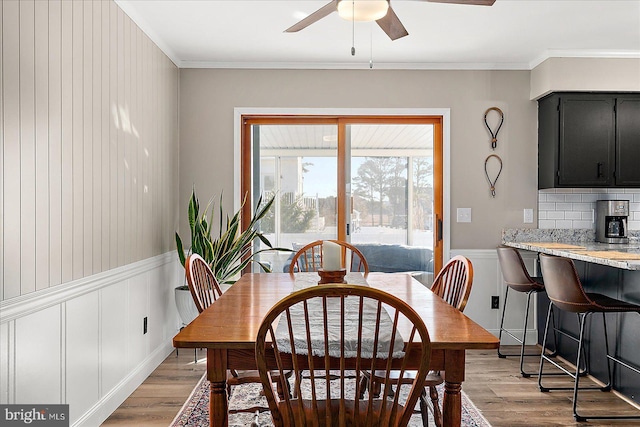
[{"x1": 172, "y1": 272, "x2": 499, "y2": 427}]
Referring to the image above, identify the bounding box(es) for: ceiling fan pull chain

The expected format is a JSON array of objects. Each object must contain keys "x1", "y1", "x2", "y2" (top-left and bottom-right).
[
  {"x1": 370, "y1": 23, "x2": 374, "y2": 68},
  {"x1": 351, "y1": 1, "x2": 356, "y2": 56}
]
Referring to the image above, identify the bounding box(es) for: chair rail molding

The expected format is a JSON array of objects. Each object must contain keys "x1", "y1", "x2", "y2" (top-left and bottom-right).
[{"x1": 1, "y1": 252, "x2": 176, "y2": 324}]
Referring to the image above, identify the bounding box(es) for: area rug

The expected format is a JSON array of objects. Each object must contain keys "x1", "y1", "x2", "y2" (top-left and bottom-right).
[{"x1": 170, "y1": 373, "x2": 492, "y2": 427}]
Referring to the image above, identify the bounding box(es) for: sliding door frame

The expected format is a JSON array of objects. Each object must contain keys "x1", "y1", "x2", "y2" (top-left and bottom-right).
[{"x1": 235, "y1": 108, "x2": 450, "y2": 273}]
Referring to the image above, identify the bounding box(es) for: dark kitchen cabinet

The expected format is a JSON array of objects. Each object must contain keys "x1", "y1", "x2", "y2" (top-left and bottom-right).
[
  {"x1": 616, "y1": 96, "x2": 640, "y2": 186},
  {"x1": 538, "y1": 92, "x2": 640, "y2": 189}
]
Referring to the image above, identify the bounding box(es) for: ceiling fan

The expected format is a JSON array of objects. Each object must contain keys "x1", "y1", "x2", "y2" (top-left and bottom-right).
[{"x1": 285, "y1": 0, "x2": 496, "y2": 41}]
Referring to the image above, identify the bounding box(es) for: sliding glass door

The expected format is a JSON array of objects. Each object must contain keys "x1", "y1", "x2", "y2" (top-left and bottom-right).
[{"x1": 241, "y1": 116, "x2": 443, "y2": 278}]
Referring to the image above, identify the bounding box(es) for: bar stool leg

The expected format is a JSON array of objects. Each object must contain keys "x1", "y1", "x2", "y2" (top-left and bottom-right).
[
  {"x1": 572, "y1": 313, "x2": 614, "y2": 422},
  {"x1": 572, "y1": 313, "x2": 590, "y2": 422},
  {"x1": 538, "y1": 306, "x2": 596, "y2": 392},
  {"x1": 600, "y1": 313, "x2": 612, "y2": 393},
  {"x1": 519, "y1": 289, "x2": 535, "y2": 377},
  {"x1": 497, "y1": 287, "x2": 510, "y2": 358},
  {"x1": 540, "y1": 310, "x2": 638, "y2": 421},
  {"x1": 538, "y1": 302, "x2": 554, "y2": 388},
  {"x1": 574, "y1": 313, "x2": 589, "y2": 376},
  {"x1": 499, "y1": 288, "x2": 558, "y2": 377},
  {"x1": 546, "y1": 304, "x2": 559, "y2": 358}
]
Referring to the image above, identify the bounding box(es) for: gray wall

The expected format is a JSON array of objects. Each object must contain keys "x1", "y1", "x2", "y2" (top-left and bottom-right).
[
  {"x1": 1, "y1": 0, "x2": 180, "y2": 301},
  {"x1": 179, "y1": 68, "x2": 538, "y2": 250}
]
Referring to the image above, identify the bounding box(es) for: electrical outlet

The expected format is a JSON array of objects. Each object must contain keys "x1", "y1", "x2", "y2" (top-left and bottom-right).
[
  {"x1": 491, "y1": 296, "x2": 499, "y2": 309},
  {"x1": 143, "y1": 317, "x2": 148, "y2": 334},
  {"x1": 457, "y1": 208, "x2": 472, "y2": 223},
  {"x1": 524, "y1": 208, "x2": 534, "y2": 224}
]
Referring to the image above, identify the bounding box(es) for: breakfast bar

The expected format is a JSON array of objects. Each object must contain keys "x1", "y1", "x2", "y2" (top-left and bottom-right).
[{"x1": 502, "y1": 231, "x2": 640, "y2": 406}]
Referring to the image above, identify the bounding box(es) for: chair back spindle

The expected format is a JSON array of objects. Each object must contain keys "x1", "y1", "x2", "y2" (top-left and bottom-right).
[
  {"x1": 185, "y1": 254, "x2": 223, "y2": 313},
  {"x1": 430, "y1": 255, "x2": 473, "y2": 312},
  {"x1": 289, "y1": 240, "x2": 369, "y2": 276}
]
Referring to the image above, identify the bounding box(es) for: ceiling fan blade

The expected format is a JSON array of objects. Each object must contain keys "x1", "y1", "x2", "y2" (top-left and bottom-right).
[
  {"x1": 425, "y1": 0, "x2": 496, "y2": 5},
  {"x1": 285, "y1": 1, "x2": 338, "y2": 33},
  {"x1": 376, "y1": 6, "x2": 408, "y2": 41}
]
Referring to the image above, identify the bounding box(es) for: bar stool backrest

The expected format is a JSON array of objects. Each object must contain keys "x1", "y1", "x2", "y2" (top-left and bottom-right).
[
  {"x1": 497, "y1": 246, "x2": 542, "y2": 292},
  {"x1": 539, "y1": 254, "x2": 593, "y2": 313}
]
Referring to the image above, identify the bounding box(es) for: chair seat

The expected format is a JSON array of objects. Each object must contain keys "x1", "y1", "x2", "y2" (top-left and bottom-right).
[
  {"x1": 508, "y1": 280, "x2": 545, "y2": 293},
  {"x1": 586, "y1": 292, "x2": 640, "y2": 313}
]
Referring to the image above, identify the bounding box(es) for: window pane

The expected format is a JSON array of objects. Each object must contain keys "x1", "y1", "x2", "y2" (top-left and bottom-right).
[
  {"x1": 255, "y1": 125, "x2": 338, "y2": 273},
  {"x1": 351, "y1": 156, "x2": 408, "y2": 244}
]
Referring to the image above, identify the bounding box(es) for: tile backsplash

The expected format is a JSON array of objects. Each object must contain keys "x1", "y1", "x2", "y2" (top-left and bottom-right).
[{"x1": 538, "y1": 189, "x2": 640, "y2": 230}]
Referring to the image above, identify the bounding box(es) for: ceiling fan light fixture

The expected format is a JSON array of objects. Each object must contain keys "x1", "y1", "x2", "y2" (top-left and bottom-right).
[{"x1": 337, "y1": 0, "x2": 389, "y2": 22}]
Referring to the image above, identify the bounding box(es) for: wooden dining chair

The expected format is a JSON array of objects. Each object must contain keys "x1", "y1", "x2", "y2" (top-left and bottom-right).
[
  {"x1": 288, "y1": 239, "x2": 370, "y2": 276},
  {"x1": 255, "y1": 284, "x2": 432, "y2": 427},
  {"x1": 185, "y1": 254, "x2": 291, "y2": 411},
  {"x1": 360, "y1": 255, "x2": 474, "y2": 427}
]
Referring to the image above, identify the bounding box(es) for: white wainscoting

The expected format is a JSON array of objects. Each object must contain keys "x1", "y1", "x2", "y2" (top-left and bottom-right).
[
  {"x1": 450, "y1": 249, "x2": 539, "y2": 346},
  {"x1": 0, "y1": 252, "x2": 183, "y2": 427}
]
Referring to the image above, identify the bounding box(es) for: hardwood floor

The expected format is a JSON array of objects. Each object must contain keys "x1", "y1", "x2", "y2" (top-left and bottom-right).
[
  {"x1": 102, "y1": 348, "x2": 207, "y2": 426},
  {"x1": 102, "y1": 346, "x2": 640, "y2": 426}
]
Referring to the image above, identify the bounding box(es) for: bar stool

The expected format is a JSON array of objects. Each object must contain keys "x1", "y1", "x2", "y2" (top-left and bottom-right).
[
  {"x1": 496, "y1": 246, "x2": 557, "y2": 377},
  {"x1": 538, "y1": 253, "x2": 640, "y2": 422}
]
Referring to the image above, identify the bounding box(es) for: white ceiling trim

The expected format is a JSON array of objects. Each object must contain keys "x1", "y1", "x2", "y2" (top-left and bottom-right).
[
  {"x1": 529, "y1": 49, "x2": 640, "y2": 70},
  {"x1": 179, "y1": 60, "x2": 530, "y2": 70}
]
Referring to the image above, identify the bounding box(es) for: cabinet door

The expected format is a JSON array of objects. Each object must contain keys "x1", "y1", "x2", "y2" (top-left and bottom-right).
[
  {"x1": 538, "y1": 94, "x2": 559, "y2": 189},
  {"x1": 615, "y1": 96, "x2": 640, "y2": 186},
  {"x1": 558, "y1": 95, "x2": 615, "y2": 187}
]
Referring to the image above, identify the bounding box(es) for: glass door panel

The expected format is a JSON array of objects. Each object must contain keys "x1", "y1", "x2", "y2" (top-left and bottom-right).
[
  {"x1": 348, "y1": 123, "x2": 435, "y2": 285},
  {"x1": 348, "y1": 124, "x2": 434, "y2": 247},
  {"x1": 253, "y1": 124, "x2": 338, "y2": 273},
  {"x1": 351, "y1": 155, "x2": 409, "y2": 243}
]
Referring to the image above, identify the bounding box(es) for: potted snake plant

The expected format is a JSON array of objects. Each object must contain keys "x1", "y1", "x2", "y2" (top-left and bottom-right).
[{"x1": 174, "y1": 187, "x2": 289, "y2": 325}]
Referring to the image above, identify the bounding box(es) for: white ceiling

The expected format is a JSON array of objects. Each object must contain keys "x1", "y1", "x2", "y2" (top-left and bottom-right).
[{"x1": 116, "y1": 0, "x2": 640, "y2": 70}]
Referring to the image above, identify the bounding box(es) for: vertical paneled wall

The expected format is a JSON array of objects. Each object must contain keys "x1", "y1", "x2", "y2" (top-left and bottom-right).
[{"x1": 1, "y1": 0, "x2": 179, "y2": 301}]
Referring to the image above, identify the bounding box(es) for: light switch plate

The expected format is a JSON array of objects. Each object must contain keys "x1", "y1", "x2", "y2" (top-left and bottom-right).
[
  {"x1": 457, "y1": 208, "x2": 472, "y2": 223},
  {"x1": 524, "y1": 208, "x2": 534, "y2": 224}
]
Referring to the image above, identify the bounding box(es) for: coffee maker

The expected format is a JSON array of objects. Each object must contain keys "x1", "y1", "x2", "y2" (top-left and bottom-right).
[{"x1": 596, "y1": 200, "x2": 629, "y2": 244}]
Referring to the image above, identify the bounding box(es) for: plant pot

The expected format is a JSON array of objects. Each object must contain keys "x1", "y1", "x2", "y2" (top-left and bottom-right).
[{"x1": 175, "y1": 286, "x2": 199, "y2": 326}]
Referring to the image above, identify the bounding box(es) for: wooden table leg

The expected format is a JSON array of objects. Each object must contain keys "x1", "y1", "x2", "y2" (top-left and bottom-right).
[
  {"x1": 442, "y1": 349, "x2": 465, "y2": 427},
  {"x1": 207, "y1": 349, "x2": 229, "y2": 427},
  {"x1": 442, "y1": 380, "x2": 462, "y2": 427}
]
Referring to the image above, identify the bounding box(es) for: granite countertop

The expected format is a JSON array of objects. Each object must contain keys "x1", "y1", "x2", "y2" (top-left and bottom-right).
[{"x1": 502, "y1": 228, "x2": 640, "y2": 271}]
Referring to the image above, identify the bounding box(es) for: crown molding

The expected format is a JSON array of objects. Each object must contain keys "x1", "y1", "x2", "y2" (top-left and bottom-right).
[
  {"x1": 530, "y1": 49, "x2": 640, "y2": 70},
  {"x1": 178, "y1": 60, "x2": 530, "y2": 70}
]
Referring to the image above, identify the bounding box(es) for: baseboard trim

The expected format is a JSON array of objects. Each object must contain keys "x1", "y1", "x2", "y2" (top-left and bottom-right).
[{"x1": 73, "y1": 339, "x2": 176, "y2": 427}]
